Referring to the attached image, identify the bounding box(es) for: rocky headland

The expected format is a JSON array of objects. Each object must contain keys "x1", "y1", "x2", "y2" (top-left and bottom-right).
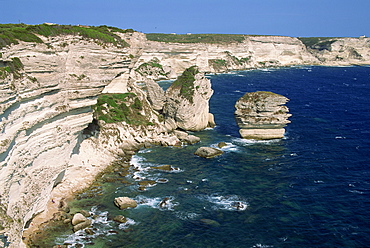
[{"x1": 0, "y1": 24, "x2": 369, "y2": 247}]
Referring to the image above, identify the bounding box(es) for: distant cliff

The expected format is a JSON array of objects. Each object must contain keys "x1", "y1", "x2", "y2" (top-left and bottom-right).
[{"x1": 0, "y1": 24, "x2": 369, "y2": 247}]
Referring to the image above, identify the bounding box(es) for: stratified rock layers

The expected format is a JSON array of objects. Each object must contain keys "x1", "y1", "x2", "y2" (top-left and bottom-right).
[
  {"x1": 234, "y1": 91, "x2": 291, "y2": 140},
  {"x1": 164, "y1": 66, "x2": 214, "y2": 131}
]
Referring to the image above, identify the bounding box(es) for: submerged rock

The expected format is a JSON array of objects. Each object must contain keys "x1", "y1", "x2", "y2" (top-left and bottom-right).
[
  {"x1": 113, "y1": 215, "x2": 128, "y2": 223},
  {"x1": 200, "y1": 218, "x2": 221, "y2": 227},
  {"x1": 234, "y1": 91, "x2": 291, "y2": 140},
  {"x1": 114, "y1": 197, "x2": 138, "y2": 209},
  {"x1": 159, "y1": 197, "x2": 170, "y2": 208},
  {"x1": 194, "y1": 147, "x2": 223, "y2": 158},
  {"x1": 152, "y1": 164, "x2": 172, "y2": 171},
  {"x1": 217, "y1": 142, "x2": 227, "y2": 148}
]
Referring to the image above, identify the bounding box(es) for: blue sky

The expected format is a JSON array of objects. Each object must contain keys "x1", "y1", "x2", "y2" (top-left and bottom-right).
[{"x1": 1, "y1": 0, "x2": 369, "y2": 37}]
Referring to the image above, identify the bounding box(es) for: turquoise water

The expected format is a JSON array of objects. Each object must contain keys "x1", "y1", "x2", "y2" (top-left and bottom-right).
[{"x1": 56, "y1": 66, "x2": 370, "y2": 247}]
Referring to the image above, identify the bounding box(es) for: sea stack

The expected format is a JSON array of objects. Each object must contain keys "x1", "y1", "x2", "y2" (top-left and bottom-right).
[{"x1": 234, "y1": 91, "x2": 291, "y2": 140}]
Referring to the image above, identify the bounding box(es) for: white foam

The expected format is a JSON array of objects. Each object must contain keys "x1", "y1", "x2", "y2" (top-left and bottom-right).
[
  {"x1": 175, "y1": 211, "x2": 200, "y2": 220},
  {"x1": 138, "y1": 148, "x2": 152, "y2": 153},
  {"x1": 56, "y1": 207, "x2": 116, "y2": 247},
  {"x1": 156, "y1": 178, "x2": 169, "y2": 183},
  {"x1": 252, "y1": 244, "x2": 274, "y2": 248},
  {"x1": 232, "y1": 137, "x2": 280, "y2": 146},
  {"x1": 134, "y1": 195, "x2": 179, "y2": 211},
  {"x1": 199, "y1": 194, "x2": 248, "y2": 211},
  {"x1": 130, "y1": 155, "x2": 145, "y2": 167},
  {"x1": 211, "y1": 142, "x2": 239, "y2": 152},
  {"x1": 118, "y1": 218, "x2": 136, "y2": 230}
]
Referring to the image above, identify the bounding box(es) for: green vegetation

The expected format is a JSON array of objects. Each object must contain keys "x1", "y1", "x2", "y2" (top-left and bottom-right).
[
  {"x1": 135, "y1": 58, "x2": 169, "y2": 77},
  {"x1": 0, "y1": 57, "x2": 24, "y2": 79},
  {"x1": 170, "y1": 66, "x2": 199, "y2": 103},
  {"x1": 0, "y1": 23, "x2": 133, "y2": 48},
  {"x1": 209, "y1": 59, "x2": 227, "y2": 71},
  {"x1": 0, "y1": 23, "x2": 43, "y2": 48},
  {"x1": 209, "y1": 52, "x2": 252, "y2": 71},
  {"x1": 146, "y1": 33, "x2": 247, "y2": 44},
  {"x1": 298, "y1": 37, "x2": 338, "y2": 51},
  {"x1": 94, "y1": 93, "x2": 152, "y2": 125},
  {"x1": 241, "y1": 91, "x2": 280, "y2": 102}
]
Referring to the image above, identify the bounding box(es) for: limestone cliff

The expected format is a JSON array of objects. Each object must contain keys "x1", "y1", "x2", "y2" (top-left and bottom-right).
[
  {"x1": 163, "y1": 66, "x2": 214, "y2": 131},
  {"x1": 234, "y1": 91, "x2": 291, "y2": 140},
  {"x1": 137, "y1": 34, "x2": 370, "y2": 77},
  {"x1": 0, "y1": 24, "x2": 369, "y2": 247},
  {"x1": 0, "y1": 32, "x2": 135, "y2": 247}
]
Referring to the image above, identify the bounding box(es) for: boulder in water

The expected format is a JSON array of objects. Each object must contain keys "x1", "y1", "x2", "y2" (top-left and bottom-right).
[
  {"x1": 71, "y1": 213, "x2": 87, "y2": 226},
  {"x1": 114, "y1": 197, "x2": 138, "y2": 209},
  {"x1": 194, "y1": 147, "x2": 223, "y2": 158},
  {"x1": 73, "y1": 219, "x2": 92, "y2": 232},
  {"x1": 113, "y1": 215, "x2": 128, "y2": 223}
]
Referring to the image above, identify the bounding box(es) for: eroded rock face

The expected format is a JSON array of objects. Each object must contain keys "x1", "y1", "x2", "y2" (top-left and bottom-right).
[
  {"x1": 163, "y1": 66, "x2": 214, "y2": 131},
  {"x1": 235, "y1": 91, "x2": 291, "y2": 140},
  {"x1": 144, "y1": 79, "x2": 166, "y2": 111}
]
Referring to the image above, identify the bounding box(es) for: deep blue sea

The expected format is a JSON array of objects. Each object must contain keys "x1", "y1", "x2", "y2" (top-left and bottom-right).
[{"x1": 56, "y1": 66, "x2": 370, "y2": 248}]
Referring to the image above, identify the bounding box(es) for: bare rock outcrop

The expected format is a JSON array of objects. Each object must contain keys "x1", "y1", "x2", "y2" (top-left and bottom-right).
[
  {"x1": 144, "y1": 79, "x2": 166, "y2": 111},
  {"x1": 163, "y1": 66, "x2": 214, "y2": 131},
  {"x1": 194, "y1": 147, "x2": 223, "y2": 158},
  {"x1": 114, "y1": 197, "x2": 138, "y2": 209},
  {"x1": 235, "y1": 91, "x2": 291, "y2": 140}
]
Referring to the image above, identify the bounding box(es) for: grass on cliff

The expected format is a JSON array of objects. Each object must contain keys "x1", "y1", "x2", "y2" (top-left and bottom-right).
[
  {"x1": 146, "y1": 33, "x2": 247, "y2": 44},
  {"x1": 169, "y1": 66, "x2": 199, "y2": 103},
  {"x1": 94, "y1": 93, "x2": 153, "y2": 125},
  {"x1": 0, "y1": 57, "x2": 24, "y2": 79},
  {"x1": 0, "y1": 23, "x2": 134, "y2": 48},
  {"x1": 135, "y1": 58, "x2": 169, "y2": 77},
  {"x1": 297, "y1": 37, "x2": 338, "y2": 51}
]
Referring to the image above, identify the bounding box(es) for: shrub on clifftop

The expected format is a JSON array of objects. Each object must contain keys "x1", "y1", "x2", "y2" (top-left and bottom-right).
[
  {"x1": 94, "y1": 93, "x2": 152, "y2": 125},
  {"x1": 169, "y1": 66, "x2": 199, "y2": 103}
]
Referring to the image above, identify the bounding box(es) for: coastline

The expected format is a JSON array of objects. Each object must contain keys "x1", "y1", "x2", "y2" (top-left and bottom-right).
[
  {"x1": 21, "y1": 139, "x2": 137, "y2": 247},
  {"x1": 1, "y1": 27, "x2": 369, "y2": 246},
  {"x1": 19, "y1": 63, "x2": 370, "y2": 247}
]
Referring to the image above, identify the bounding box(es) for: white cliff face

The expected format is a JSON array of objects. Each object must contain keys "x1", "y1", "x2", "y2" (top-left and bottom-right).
[
  {"x1": 0, "y1": 28, "x2": 370, "y2": 247},
  {"x1": 136, "y1": 35, "x2": 319, "y2": 76},
  {"x1": 308, "y1": 37, "x2": 370, "y2": 65},
  {"x1": 135, "y1": 35, "x2": 370, "y2": 77},
  {"x1": 0, "y1": 35, "x2": 132, "y2": 246},
  {"x1": 164, "y1": 68, "x2": 214, "y2": 131}
]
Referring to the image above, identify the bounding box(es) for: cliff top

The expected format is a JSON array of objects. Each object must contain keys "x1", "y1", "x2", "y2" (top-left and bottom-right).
[
  {"x1": 145, "y1": 33, "x2": 290, "y2": 44},
  {"x1": 0, "y1": 23, "x2": 135, "y2": 48}
]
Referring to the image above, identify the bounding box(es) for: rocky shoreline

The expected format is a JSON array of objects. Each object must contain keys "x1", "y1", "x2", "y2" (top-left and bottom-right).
[
  {"x1": 1, "y1": 24, "x2": 370, "y2": 247},
  {"x1": 22, "y1": 150, "x2": 135, "y2": 247}
]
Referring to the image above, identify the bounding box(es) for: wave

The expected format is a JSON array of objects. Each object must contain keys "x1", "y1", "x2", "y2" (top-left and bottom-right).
[
  {"x1": 175, "y1": 211, "x2": 200, "y2": 220},
  {"x1": 56, "y1": 206, "x2": 134, "y2": 247},
  {"x1": 232, "y1": 137, "x2": 281, "y2": 146},
  {"x1": 134, "y1": 195, "x2": 179, "y2": 211},
  {"x1": 198, "y1": 194, "x2": 248, "y2": 211},
  {"x1": 210, "y1": 142, "x2": 240, "y2": 152}
]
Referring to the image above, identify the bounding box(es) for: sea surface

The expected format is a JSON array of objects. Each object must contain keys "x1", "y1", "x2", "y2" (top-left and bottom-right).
[{"x1": 54, "y1": 66, "x2": 370, "y2": 247}]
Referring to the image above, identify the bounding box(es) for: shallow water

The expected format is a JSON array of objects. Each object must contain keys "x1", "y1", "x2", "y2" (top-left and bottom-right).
[{"x1": 54, "y1": 66, "x2": 370, "y2": 247}]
